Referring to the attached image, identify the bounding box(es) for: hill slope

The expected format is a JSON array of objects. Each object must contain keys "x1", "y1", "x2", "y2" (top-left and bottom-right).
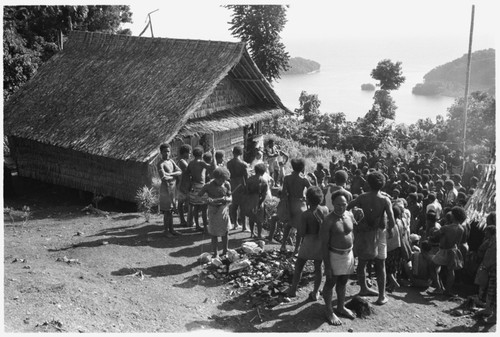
[
  {"x1": 412, "y1": 48, "x2": 495, "y2": 97},
  {"x1": 282, "y1": 57, "x2": 320, "y2": 75}
]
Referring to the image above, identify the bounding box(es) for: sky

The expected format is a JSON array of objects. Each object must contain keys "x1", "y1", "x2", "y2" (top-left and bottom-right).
[{"x1": 118, "y1": 0, "x2": 498, "y2": 46}]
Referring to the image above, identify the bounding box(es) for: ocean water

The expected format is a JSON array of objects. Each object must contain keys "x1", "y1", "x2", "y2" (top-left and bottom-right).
[{"x1": 272, "y1": 36, "x2": 493, "y2": 125}]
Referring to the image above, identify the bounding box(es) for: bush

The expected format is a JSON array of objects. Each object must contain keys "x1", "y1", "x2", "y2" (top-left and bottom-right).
[{"x1": 135, "y1": 185, "x2": 159, "y2": 222}]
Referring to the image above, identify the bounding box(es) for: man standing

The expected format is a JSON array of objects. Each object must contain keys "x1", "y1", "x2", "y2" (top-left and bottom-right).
[
  {"x1": 347, "y1": 171, "x2": 396, "y2": 305},
  {"x1": 264, "y1": 139, "x2": 280, "y2": 186},
  {"x1": 227, "y1": 145, "x2": 249, "y2": 231},
  {"x1": 320, "y1": 189, "x2": 357, "y2": 325}
]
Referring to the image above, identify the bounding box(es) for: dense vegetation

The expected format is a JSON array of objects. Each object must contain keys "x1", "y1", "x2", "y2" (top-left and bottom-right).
[
  {"x1": 225, "y1": 5, "x2": 290, "y2": 83},
  {"x1": 282, "y1": 57, "x2": 320, "y2": 75},
  {"x1": 265, "y1": 54, "x2": 494, "y2": 165},
  {"x1": 3, "y1": 5, "x2": 132, "y2": 100},
  {"x1": 412, "y1": 48, "x2": 495, "y2": 97}
]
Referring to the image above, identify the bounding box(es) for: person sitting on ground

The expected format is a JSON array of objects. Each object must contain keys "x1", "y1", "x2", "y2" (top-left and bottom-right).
[
  {"x1": 428, "y1": 206, "x2": 466, "y2": 296},
  {"x1": 288, "y1": 186, "x2": 329, "y2": 300},
  {"x1": 347, "y1": 171, "x2": 396, "y2": 305},
  {"x1": 198, "y1": 167, "x2": 232, "y2": 258},
  {"x1": 320, "y1": 189, "x2": 357, "y2": 325}
]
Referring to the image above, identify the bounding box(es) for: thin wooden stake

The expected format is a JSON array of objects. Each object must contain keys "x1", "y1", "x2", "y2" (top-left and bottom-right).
[{"x1": 462, "y1": 4, "x2": 475, "y2": 175}]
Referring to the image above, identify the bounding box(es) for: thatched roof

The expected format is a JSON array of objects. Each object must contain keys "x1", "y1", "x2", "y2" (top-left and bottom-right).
[{"x1": 4, "y1": 31, "x2": 289, "y2": 163}]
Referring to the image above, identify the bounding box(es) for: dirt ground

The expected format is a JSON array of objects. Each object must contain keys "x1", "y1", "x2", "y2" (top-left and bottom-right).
[{"x1": 3, "y1": 177, "x2": 497, "y2": 333}]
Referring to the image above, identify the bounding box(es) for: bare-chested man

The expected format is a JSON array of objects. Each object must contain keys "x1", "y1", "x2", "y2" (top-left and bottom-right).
[
  {"x1": 320, "y1": 189, "x2": 356, "y2": 325},
  {"x1": 227, "y1": 145, "x2": 249, "y2": 231},
  {"x1": 347, "y1": 171, "x2": 396, "y2": 305}
]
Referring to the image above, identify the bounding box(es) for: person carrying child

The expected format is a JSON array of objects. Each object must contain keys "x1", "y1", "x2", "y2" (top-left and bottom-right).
[
  {"x1": 197, "y1": 167, "x2": 232, "y2": 258},
  {"x1": 428, "y1": 206, "x2": 466, "y2": 296}
]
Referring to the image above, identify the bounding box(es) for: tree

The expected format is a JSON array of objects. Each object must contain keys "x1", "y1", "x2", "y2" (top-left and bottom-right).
[
  {"x1": 4, "y1": 5, "x2": 132, "y2": 100},
  {"x1": 446, "y1": 91, "x2": 495, "y2": 155},
  {"x1": 225, "y1": 5, "x2": 290, "y2": 82},
  {"x1": 371, "y1": 59, "x2": 405, "y2": 90},
  {"x1": 372, "y1": 89, "x2": 397, "y2": 120},
  {"x1": 294, "y1": 91, "x2": 321, "y2": 123}
]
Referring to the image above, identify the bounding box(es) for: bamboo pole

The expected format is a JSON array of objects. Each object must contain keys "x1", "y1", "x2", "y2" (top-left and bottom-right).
[{"x1": 462, "y1": 4, "x2": 475, "y2": 176}]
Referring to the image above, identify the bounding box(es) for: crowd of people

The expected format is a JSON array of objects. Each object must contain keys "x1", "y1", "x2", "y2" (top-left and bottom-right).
[{"x1": 156, "y1": 141, "x2": 496, "y2": 326}]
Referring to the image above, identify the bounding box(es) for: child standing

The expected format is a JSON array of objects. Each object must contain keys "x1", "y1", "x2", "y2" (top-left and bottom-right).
[
  {"x1": 288, "y1": 186, "x2": 329, "y2": 300},
  {"x1": 176, "y1": 144, "x2": 192, "y2": 227},
  {"x1": 198, "y1": 167, "x2": 232, "y2": 258},
  {"x1": 157, "y1": 143, "x2": 182, "y2": 237},
  {"x1": 186, "y1": 146, "x2": 214, "y2": 232},
  {"x1": 240, "y1": 163, "x2": 269, "y2": 239}
]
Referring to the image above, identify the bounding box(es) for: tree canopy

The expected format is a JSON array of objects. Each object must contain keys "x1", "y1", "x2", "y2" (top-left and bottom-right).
[
  {"x1": 371, "y1": 59, "x2": 405, "y2": 91},
  {"x1": 3, "y1": 5, "x2": 132, "y2": 100},
  {"x1": 225, "y1": 5, "x2": 290, "y2": 83}
]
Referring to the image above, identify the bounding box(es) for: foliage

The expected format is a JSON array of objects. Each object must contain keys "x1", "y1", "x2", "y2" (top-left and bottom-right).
[
  {"x1": 226, "y1": 5, "x2": 290, "y2": 82},
  {"x1": 266, "y1": 61, "x2": 493, "y2": 164},
  {"x1": 135, "y1": 185, "x2": 159, "y2": 222},
  {"x1": 3, "y1": 5, "x2": 133, "y2": 100},
  {"x1": 3, "y1": 205, "x2": 31, "y2": 226},
  {"x1": 370, "y1": 59, "x2": 405, "y2": 91},
  {"x1": 265, "y1": 91, "x2": 352, "y2": 150},
  {"x1": 263, "y1": 134, "x2": 345, "y2": 174},
  {"x1": 372, "y1": 89, "x2": 397, "y2": 119},
  {"x1": 446, "y1": 91, "x2": 496, "y2": 154}
]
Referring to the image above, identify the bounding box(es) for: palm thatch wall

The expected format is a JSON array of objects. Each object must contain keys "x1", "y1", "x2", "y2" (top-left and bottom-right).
[{"x1": 9, "y1": 137, "x2": 150, "y2": 201}]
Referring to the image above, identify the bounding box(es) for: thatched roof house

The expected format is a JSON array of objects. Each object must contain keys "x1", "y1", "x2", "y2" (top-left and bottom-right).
[{"x1": 4, "y1": 31, "x2": 289, "y2": 202}]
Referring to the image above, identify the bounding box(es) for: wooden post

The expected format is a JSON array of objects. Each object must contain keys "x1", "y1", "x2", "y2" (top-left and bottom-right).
[{"x1": 462, "y1": 4, "x2": 474, "y2": 176}]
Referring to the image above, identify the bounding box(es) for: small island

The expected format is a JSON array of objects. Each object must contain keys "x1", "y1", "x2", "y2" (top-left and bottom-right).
[
  {"x1": 412, "y1": 48, "x2": 495, "y2": 97},
  {"x1": 361, "y1": 83, "x2": 375, "y2": 91},
  {"x1": 282, "y1": 57, "x2": 320, "y2": 75}
]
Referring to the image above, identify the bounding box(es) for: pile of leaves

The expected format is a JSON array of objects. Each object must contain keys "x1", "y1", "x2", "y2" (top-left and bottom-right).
[{"x1": 200, "y1": 247, "x2": 316, "y2": 308}]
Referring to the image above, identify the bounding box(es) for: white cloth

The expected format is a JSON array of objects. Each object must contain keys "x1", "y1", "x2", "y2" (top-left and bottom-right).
[{"x1": 329, "y1": 250, "x2": 355, "y2": 276}]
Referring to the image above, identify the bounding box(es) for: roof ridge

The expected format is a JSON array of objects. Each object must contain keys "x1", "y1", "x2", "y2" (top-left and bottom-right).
[{"x1": 68, "y1": 30, "x2": 245, "y2": 49}]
